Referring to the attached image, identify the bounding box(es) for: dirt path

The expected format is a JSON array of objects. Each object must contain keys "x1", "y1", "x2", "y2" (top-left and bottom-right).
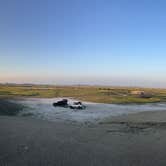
[{"x1": 1, "y1": 115, "x2": 166, "y2": 166}]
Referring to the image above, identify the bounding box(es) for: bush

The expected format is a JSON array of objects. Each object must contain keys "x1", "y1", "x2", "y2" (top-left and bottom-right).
[{"x1": 0, "y1": 100, "x2": 24, "y2": 116}]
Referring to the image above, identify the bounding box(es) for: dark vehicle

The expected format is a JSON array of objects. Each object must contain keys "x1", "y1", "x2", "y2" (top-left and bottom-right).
[{"x1": 53, "y1": 99, "x2": 68, "y2": 107}]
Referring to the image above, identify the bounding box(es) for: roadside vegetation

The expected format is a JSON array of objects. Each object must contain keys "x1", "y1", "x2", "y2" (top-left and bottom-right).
[{"x1": 0, "y1": 84, "x2": 166, "y2": 104}]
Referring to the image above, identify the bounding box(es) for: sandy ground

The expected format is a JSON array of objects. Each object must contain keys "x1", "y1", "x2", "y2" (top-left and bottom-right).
[
  {"x1": 1, "y1": 111, "x2": 166, "y2": 166},
  {"x1": 105, "y1": 110, "x2": 166, "y2": 123},
  {"x1": 13, "y1": 98, "x2": 166, "y2": 122}
]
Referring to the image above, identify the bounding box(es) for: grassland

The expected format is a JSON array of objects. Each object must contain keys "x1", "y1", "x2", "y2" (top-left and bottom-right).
[{"x1": 0, "y1": 84, "x2": 166, "y2": 104}]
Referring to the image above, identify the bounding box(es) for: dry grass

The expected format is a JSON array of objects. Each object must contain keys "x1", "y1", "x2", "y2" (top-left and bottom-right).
[{"x1": 0, "y1": 84, "x2": 166, "y2": 104}]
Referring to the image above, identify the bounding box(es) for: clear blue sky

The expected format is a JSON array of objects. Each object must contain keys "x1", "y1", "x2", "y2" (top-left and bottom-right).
[{"x1": 1, "y1": 0, "x2": 166, "y2": 87}]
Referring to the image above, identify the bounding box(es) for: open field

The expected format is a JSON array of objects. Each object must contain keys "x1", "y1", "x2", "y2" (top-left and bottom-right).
[
  {"x1": 1, "y1": 84, "x2": 166, "y2": 104},
  {"x1": 1, "y1": 86, "x2": 166, "y2": 166}
]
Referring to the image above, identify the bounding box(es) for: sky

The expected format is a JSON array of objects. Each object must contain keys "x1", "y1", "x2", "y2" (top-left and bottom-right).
[{"x1": 0, "y1": 0, "x2": 166, "y2": 87}]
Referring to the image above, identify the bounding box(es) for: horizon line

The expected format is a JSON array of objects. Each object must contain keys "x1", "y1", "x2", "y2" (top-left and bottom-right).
[{"x1": 0, "y1": 82, "x2": 166, "y2": 89}]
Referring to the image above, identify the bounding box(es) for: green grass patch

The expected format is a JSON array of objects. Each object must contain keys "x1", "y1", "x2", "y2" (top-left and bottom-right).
[{"x1": 0, "y1": 85, "x2": 166, "y2": 104}]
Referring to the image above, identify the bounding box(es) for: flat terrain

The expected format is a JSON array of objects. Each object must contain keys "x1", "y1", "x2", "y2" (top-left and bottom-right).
[
  {"x1": 1, "y1": 84, "x2": 166, "y2": 104},
  {"x1": 1, "y1": 113, "x2": 166, "y2": 166},
  {"x1": 1, "y1": 85, "x2": 166, "y2": 165}
]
